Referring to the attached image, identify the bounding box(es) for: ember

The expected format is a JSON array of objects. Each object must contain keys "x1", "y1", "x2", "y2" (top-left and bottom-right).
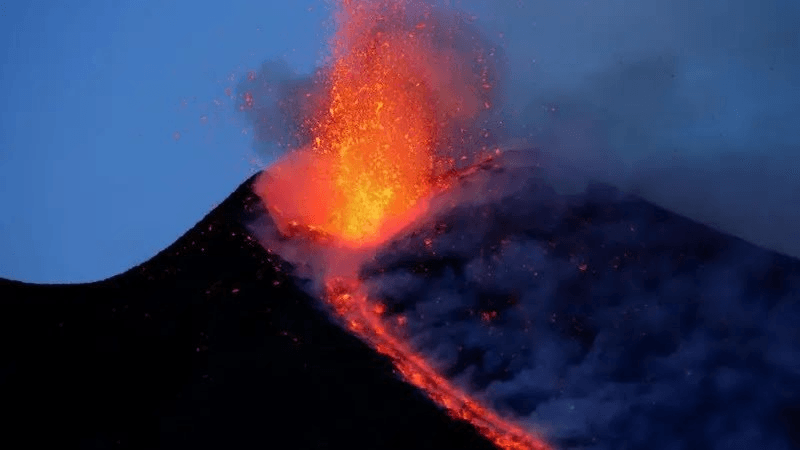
[
  {"x1": 325, "y1": 277, "x2": 548, "y2": 450},
  {"x1": 257, "y1": 0, "x2": 496, "y2": 247},
  {"x1": 253, "y1": 1, "x2": 549, "y2": 448}
]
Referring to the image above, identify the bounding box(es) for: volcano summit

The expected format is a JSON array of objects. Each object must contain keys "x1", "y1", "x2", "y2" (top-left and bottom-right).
[{"x1": 2, "y1": 150, "x2": 800, "y2": 449}]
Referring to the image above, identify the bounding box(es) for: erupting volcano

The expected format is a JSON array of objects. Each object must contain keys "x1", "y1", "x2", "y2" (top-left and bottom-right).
[
  {"x1": 250, "y1": 0, "x2": 547, "y2": 449},
  {"x1": 4, "y1": 0, "x2": 800, "y2": 449},
  {"x1": 259, "y1": 0, "x2": 497, "y2": 246}
]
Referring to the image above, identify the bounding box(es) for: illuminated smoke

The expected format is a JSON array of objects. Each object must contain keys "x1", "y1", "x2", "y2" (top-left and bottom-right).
[{"x1": 244, "y1": 0, "x2": 547, "y2": 449}]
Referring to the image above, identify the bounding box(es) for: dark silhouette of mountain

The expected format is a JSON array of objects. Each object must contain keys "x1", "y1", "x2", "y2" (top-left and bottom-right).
[
  {"x1": 0, "y1": 174, "x2": 498, "y2": 450},
  {"x1": 3, "y1": 154, "x2": 799, "y2": 449}
]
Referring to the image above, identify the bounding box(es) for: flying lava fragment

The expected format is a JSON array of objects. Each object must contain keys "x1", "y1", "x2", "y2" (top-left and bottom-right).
[
  {"x1": 254, "y1": 1, "x2": 550, "y2": 449},
  {"x1": 260, "y1": 0, "x2": 497, "y2": 247}
]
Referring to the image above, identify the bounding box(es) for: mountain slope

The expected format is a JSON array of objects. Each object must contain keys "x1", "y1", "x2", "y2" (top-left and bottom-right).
[{"x1": 0, "y1": 174, "x2": 498, "y2": 450}]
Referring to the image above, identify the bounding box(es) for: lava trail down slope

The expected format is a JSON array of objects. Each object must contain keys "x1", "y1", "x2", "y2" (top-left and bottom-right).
[
  {"x1": 0, "y1": 176, "x2": 500, "y2": 450},
  {"x1": 248, "y1": 149, "x2": 800, "y2": 450},
  {"x1": 2, "y1": 151, "x2": 799, "y2": 449}
]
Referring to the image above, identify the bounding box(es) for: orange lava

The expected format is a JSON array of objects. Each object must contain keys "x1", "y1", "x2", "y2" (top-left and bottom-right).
[
  {"x1": 326, "y1": 278, "x2": 551, "y2": 450},
  {"x1": 256, "y1": 1, "x2": 550, "y2": 448},
  {"x1": 262, "y1": 0, "x2": 491, "y2": 246}
]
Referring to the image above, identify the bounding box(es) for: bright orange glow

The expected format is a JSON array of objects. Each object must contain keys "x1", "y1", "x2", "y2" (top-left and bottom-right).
[
  {"x1": 315, "y1": 8, "x2": 433, "y2": 242},
  {"x1": 255, "y1": 1, "x2": 550, "y2": 448},
  {"x1": 325, "y1": 278, "x2": 551, "y2": 450},
  {"x1": 265, "y1": 0, "x2": 438, "y2": 245},
  {"x1": 261, "y1": 0, "x2": 491, "y2": 246}
]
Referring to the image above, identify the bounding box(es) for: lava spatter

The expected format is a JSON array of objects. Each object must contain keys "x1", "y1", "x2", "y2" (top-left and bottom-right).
[{"x1": 253, "y1": 1, "x2": 549, "y2": 448}]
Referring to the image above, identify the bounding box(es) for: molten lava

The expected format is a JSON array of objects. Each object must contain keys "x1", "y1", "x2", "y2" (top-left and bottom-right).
[
  {"x1": 255, "y1": 1, "x2": 550, "y2": 449},
  {"x1": 264, "y1": 0, "x2": 438, "y2": 245},
  {"x1": 262, "y1": 0, "x2": 493, "y2": 246},
  {"x1": 326, "y1": 278, "x2": 550, "y2": 450},
  {"x1": 313, "y1": 7, "x2": 434, "y2": 242}
]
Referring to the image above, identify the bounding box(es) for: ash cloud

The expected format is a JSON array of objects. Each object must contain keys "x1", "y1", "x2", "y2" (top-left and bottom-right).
[
  {"x1": 359, "y1": 155, "x2": 800, "y2": 449},
  {"x1": 461, "y1": 0, "x2": 800, "y2": 258}
]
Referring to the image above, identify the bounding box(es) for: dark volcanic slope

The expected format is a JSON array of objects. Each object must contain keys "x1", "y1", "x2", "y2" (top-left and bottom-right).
[
  {"x1": 0, "y1": 175, "x2": 498, "y2": 450},
  {"x1": 361, "y1": 153, "x2": 800, "y2": 450},
  {"x1": 3, "y1": 156, "x2": 799, "y2": 450}
]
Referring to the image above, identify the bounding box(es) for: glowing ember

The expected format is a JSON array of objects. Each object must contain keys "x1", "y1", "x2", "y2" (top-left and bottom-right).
[
  {"x1": 254, "y1": 0, "x2": 549, "y2": 448},
  {"x1": 311, "y1": 4, "x2": 434, "y2": 243},
  {"x1": 260, "y1": 0, "x2": 492, "y2": 246},
  {"x1": 326, "y1": 278, "x2": 550, "y2": 450}
]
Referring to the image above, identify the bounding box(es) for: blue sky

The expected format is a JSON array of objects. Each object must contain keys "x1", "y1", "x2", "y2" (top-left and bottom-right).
[
  {"x1": 1, "y1": 1, "x2": 330, "y2": 282},
  {"x1": 2, "y1": 0, "x2": 799, "y2": 282}
]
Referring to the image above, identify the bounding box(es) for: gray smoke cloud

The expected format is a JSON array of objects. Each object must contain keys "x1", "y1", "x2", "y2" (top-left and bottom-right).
[
  {"x1": 456, "y1": 0, "x2": 800, "y2": 259},
  {"x1": 355, "y1": 151, "x2": 800, "y2": 449}
]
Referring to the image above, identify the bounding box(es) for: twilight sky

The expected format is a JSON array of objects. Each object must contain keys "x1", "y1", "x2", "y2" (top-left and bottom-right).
[
  {"x1": 2, "y1": 0, "x2": 798, "y2": 283},
  {"x1": 1, "y1": 1, "x2": 329, "y2": 282}
]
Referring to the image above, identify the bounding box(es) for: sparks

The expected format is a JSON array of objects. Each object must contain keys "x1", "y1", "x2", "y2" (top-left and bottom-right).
[
  {"x1": 325, "y1": 277, "x2": 550, "y2": 450},
  {"x1": 262, "y1": 0, "x2": 438, "y2": 245},
  {"x1": 255, "y1": 1, "x2": 550, "y2": 448}
]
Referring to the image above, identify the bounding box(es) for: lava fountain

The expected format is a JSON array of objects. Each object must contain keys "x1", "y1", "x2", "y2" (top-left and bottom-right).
[{"x1": 252, "y1": 1, "x2": 549, "y2": 449}]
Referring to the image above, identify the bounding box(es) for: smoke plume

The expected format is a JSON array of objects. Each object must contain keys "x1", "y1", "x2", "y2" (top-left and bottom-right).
[
  {"x1": 463, "y1": 0, "x2": 800, "y2": 259},
  {"x1": 357, "y1": 152, "x2": 800, "y2": 449}
]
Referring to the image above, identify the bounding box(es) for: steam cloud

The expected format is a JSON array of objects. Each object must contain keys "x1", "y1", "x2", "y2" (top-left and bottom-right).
[{"x1": 238, "y1": 0, "x2": 800, "y2": 448}]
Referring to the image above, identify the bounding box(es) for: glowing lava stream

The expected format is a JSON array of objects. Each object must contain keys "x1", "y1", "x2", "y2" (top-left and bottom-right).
[
  {"x1": 255, "y1": 0, "x2": 551, "y2": 448},
  {"x1": 324, "y1": 276, "x2": 550, "y2": 450}
]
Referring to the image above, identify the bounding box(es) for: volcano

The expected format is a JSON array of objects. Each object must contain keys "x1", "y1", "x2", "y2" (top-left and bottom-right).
[
  {"x1": 2, "y1": 150, "x2": 799, "y2": 449},
  {"x1": 0, "y1": 172, "x2": 500, "y2": 450}
]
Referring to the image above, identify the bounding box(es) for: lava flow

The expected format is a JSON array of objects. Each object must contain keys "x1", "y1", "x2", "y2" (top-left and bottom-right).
[
  {"x1": 325, "y1": 276, "x2": 549, "y2": 450},
  {"x1": 254, "y1": 1, "x2": 550, "y2": 449}
]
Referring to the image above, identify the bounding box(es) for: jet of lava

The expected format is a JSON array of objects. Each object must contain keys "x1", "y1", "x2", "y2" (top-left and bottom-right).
[
  {"x1": 253, "y1": 1, "x2": 550, "y2": 449},
  {"x1": 259, "y1": 0, "x2": 498, "y2": 246}
]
